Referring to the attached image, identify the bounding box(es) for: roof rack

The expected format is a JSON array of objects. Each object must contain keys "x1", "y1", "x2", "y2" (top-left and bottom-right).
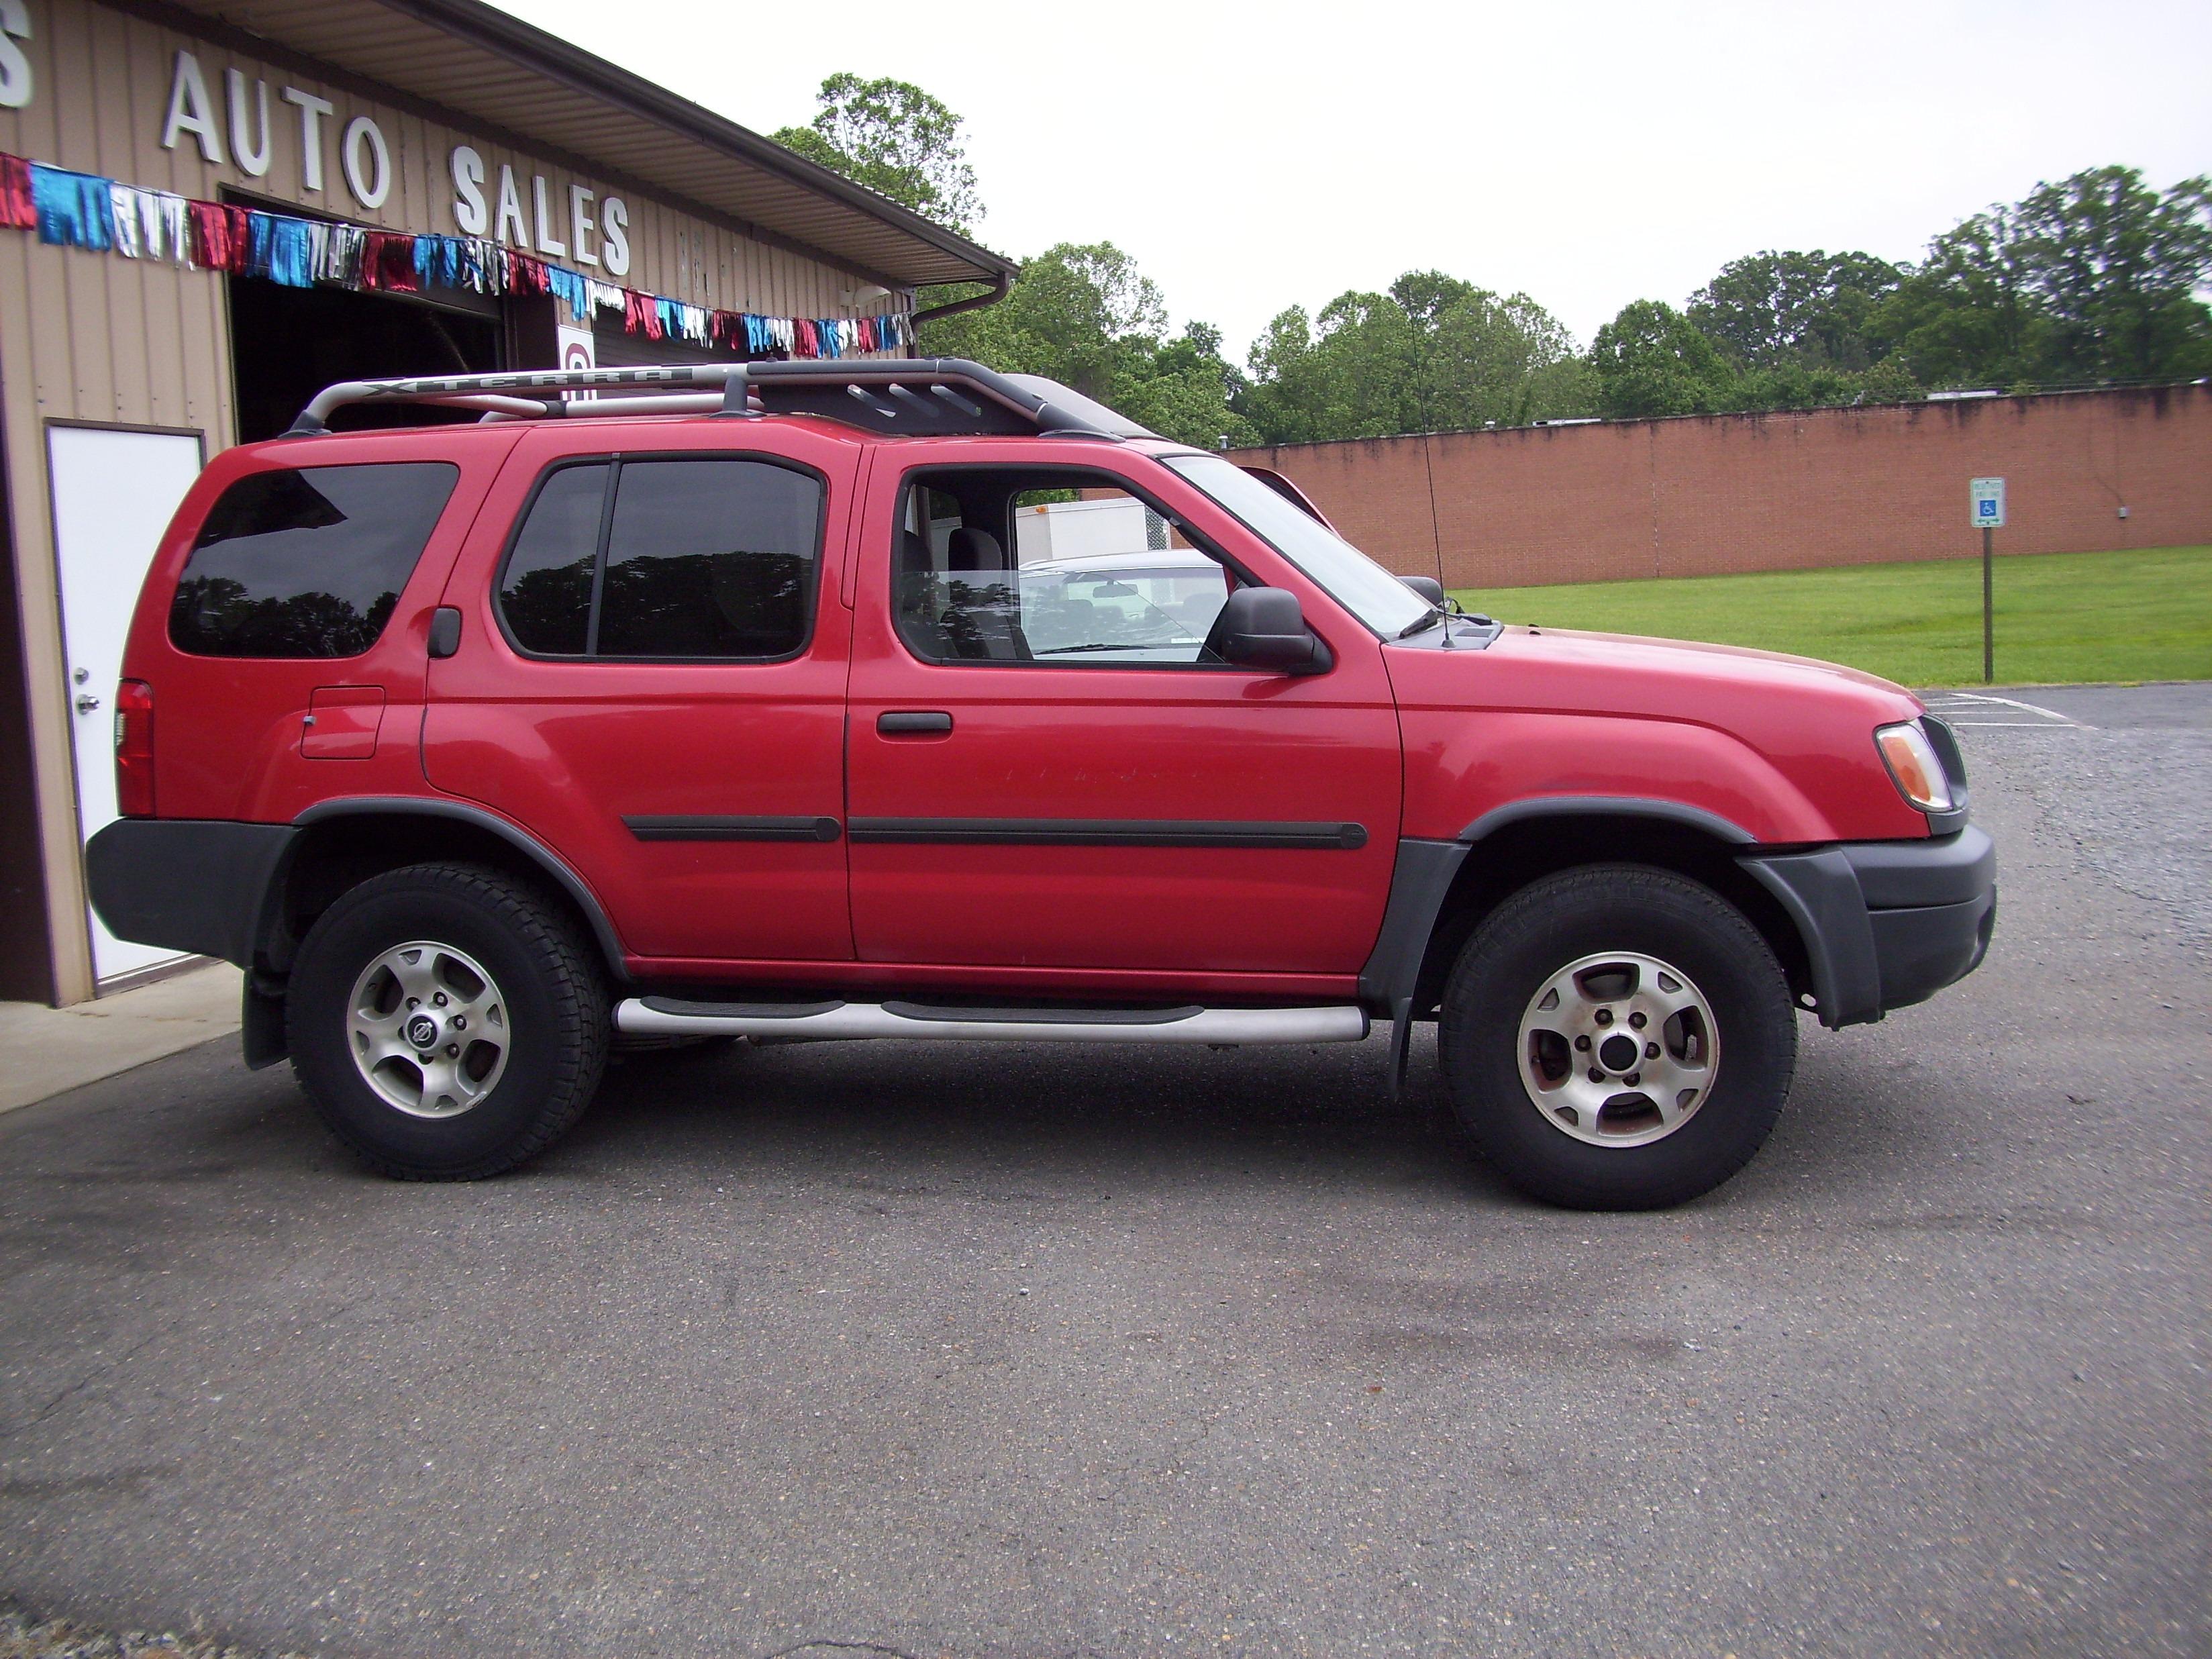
[{"x1": 283, "y1": 360, "x2": 1150, "y2": 440}]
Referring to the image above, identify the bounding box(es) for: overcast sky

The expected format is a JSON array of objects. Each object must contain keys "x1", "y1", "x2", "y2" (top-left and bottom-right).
[{"x1": 493, "y1": 0, "x2": 2211, "y2": 357}]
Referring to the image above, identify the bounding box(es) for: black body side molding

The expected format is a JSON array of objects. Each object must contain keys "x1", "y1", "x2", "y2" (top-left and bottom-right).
[
  {"x1": 624, "y1": 815, "x2": 842, "y2": 843},
  {"x1": 847, "y1": 818, "x2": 1368, "y2": 850}
]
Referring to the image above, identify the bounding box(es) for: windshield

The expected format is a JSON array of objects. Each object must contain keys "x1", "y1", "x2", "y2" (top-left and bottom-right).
[{"x1": 1162, "y1": 454, "x2": 1432, "y2": 638}]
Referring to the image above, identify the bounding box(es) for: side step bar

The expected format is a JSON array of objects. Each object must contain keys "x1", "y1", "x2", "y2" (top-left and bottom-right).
[{"x1": 614, "y1": 997, "x2": 1368, "y2": 1046}]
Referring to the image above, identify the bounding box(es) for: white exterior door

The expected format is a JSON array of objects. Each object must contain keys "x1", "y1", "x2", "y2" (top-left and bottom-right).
[{"x1": 48, "y1": 424, "x2": 205, "y2": 983}]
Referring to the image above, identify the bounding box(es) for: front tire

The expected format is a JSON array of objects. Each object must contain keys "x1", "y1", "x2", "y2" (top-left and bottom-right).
[
  {"x1": 1438, "y1": 865, "x2": 1797, "y2": 1209},
  {"x1": 288, "y1": 862, "x2": 609, "y2": 1180}
]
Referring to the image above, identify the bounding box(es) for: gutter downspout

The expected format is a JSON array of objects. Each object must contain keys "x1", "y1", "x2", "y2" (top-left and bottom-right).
[{"x1": 913, "y1": 271, "x2": 1013, "y2": 328}]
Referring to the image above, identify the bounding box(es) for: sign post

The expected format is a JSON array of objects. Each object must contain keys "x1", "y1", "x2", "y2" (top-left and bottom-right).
[{"x1": 1970, "y1": 478, "x2": 2006, "y2": 683}]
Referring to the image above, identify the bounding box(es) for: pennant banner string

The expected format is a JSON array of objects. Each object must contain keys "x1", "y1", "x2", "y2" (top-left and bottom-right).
[{"x1": 0, "y1": 150, "x2": 911, "y2": 360}]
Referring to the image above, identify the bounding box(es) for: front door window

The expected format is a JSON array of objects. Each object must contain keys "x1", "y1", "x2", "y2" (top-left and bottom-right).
[{"x1": 893, "y1": 470, "x2": 1236, "y2": 670}]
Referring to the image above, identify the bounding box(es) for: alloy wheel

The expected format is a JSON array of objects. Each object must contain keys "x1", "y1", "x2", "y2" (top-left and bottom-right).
[
  {"x1": 1515, "y1": 950, "x2": 1720, "y2": 1148},
  {"x1": 346, "y1": 940, "x2": 511, "y2": 1117}
]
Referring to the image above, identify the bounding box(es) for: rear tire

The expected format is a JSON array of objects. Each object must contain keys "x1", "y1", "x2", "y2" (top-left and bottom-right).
[
  {"x1": 1438, "y1": 864, "x2": 1796, "y2": 1209},
  {"x1": 288, "y1": 862, "x2": 609, "y2": 1180}
]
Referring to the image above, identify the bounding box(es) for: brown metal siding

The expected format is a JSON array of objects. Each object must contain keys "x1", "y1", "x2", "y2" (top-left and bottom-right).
[{"x1": 1, "y1": 0, "x2": 242, "y2": 1003}]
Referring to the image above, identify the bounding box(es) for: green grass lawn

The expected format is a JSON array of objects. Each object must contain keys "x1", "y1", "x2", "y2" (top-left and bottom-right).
[{"x1": 1448, "y1": 545, "x2": 2212, "y2": 687}]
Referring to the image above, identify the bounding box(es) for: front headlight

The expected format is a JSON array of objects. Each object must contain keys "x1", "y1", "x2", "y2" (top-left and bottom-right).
[{"x1": 1875, "y1": 720, "x2": 1954, "y2": 813}]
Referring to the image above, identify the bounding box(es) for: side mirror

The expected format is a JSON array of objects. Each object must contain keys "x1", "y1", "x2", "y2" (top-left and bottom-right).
[
  {"x1": 1398, "y1": 574, "x2": 1445, "y2": 607},
  {"x1": 1217, "y1": 587, "x2": 1327, "y2": 674}
]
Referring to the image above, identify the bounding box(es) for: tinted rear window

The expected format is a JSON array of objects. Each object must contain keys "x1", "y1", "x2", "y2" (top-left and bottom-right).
[
  {"x1": 499, "y1": 463, "x2": 605, "y2": 656},
  {"x1": 168, "y1": 462, "x2": 458, "y2": 658},
  {"x1": 495, "y1": 456, "x2": 823, "y2": 660},
  {"x1": 598, "y1": 460, "x2": 819, "y2": 658}
]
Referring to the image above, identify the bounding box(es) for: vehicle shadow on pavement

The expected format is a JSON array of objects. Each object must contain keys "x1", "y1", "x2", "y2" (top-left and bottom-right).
[
  {"x1": 557, "y1": 1030, "x2": 1509, "y2": 1200},
  {"x1": 551, "y1": 1025, "x2": 1942, "y2": 1220},
  {"x1": 3, "y1": 1013, "x2": 1945, "y2": 1227}
]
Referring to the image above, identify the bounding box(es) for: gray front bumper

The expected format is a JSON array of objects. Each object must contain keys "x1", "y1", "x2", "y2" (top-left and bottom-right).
[{"x1": 1740, "y1": 825, "x2": 1996, "y2": 1028}]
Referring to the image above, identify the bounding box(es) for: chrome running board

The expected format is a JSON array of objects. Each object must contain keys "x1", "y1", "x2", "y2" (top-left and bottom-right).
[{"x1": 614, "y1": 997, "x2": 1368, "y2": 1046}]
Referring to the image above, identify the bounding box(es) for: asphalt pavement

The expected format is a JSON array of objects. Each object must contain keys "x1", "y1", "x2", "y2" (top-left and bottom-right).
[{"x1": 2, "y1": 685, "x2": 2207, "y2": 1659}]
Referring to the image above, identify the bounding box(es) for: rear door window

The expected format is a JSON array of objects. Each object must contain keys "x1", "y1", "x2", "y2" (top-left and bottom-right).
[
  {"x1": 168, "y1": 462, "x2": 458, "y2": 658},
  {"x1": 498, "y1": 463, "x2": 605, "y2": 656},
  {"x1": 497, "y1": 456, "x2": 823, "y2": 660}
]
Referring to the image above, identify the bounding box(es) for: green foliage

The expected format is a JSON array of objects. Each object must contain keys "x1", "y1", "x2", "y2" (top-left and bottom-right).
[
  {"x1": 1856, "y1": 357, "x2": 1927, "y2": 405},
  {"x1": 1113, "y1": 321, "x2": 1260, "y2": 450},
  {"x1": 923, "y1": 242, "x2": 1163, "y2": 395},
  {"x1": 1589, "y1": 300, "x2": 1738, "y2": 419},
  {"x1": 1449, "y1": 546, "x2": 2212, "y2": 689},
  {"x1": 1689, "y1": 250, "x2": 1905, "y2": 372},
  {"x1": 1875, "y1": 166, "x2": 2212, "y2": 389},
  {"x1": 770, "y1": 72, "x2": 981, "y2": 234},
  {"x1": 923, "y1": 244, "x2": 1254, "y2": 448},
  {"x1": 1238, "y1": 273, "x2": 1593, "y2": 444}
]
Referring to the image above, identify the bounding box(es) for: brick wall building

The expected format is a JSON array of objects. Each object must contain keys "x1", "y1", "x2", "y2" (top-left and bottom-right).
[{"x1": 1229, "y1": 385, "x2": 2212, "y2": 590}]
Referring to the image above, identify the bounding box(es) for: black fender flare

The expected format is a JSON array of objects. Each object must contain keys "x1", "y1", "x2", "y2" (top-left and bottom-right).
[
  {"x1": 1358, "y1": 798, "x2": 1768, "y2": 1095},
  {"x1": 289, "y1": 797, "x2": 630, "y2": 977}
]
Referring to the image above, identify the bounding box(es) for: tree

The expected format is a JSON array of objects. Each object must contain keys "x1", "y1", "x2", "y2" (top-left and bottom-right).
[
  {"x1": 1114, "y1": 322, "x2": 1260, "y2": 450},
  {"x1": 923, "y1": 242, "x2": 1163, "y2": 397},
  {"x1": 771, "y1": 73, "x2": 981, "y2": 234},
  {"x1": 1874, "y1": 203, "x2": 2053, "y2": 389},
  {"x1": 1588, "y1": 300, "x2": 1738, "y2": 419},
  {"x1": 1688, "y1": 250, "x2": 1905, "y2": 372},
  {"x1": 2013, "y1": 166, "x2": 2212, "y2": 381},
  {"x1": 1238, "y1": 306, "x2": 1334, "y2": 444},
  {"x1": 1237, "y1": 272, "x2": 1593, "y2": 444},
  {"x1": 923, "y1": 244, "x2": 1253, "y2": 448},
  {"x1": 1876, "y1": 166, "x2": 2212, "y2": 387},
  {"x1": 1421, "y1": 286, "x2": 1597, "y2": 430}
]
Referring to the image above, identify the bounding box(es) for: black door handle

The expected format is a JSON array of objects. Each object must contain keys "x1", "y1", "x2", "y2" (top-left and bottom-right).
[{"x1": 877, "y1": 711, "x2": 953, "y2": 735}]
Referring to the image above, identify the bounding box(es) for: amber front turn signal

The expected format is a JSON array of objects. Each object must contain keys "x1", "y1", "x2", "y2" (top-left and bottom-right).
[{"x1": 1875, "y1": 721, "x2": 1952, "y2": 813}]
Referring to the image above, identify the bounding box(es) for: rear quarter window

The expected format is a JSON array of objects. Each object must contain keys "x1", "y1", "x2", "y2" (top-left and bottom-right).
[{"x1": 168, "y1": 462, "x2": 459, "y2": 658}]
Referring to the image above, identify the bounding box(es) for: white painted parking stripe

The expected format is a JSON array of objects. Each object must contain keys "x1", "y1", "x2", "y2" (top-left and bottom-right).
[{"x1": 1921, "y1": 690, "x2": 2089, "y2": 728}]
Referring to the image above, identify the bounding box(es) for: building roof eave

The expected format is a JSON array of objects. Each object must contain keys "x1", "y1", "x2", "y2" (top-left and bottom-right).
[{"x1": 146, "y1": 0, "x2": 1019, "y2": 291}]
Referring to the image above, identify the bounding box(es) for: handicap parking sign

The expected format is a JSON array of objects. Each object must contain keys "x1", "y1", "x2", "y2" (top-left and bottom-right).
[{"x1": 1970, "y1": 476, "x2": 2007, "y2": 528}]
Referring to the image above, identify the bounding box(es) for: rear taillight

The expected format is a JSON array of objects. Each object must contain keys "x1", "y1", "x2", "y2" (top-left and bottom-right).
[{"x1": 114, "y1": 679, "x2": 154, "y2": 817}]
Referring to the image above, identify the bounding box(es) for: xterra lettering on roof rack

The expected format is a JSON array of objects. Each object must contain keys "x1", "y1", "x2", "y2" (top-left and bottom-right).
[{"x1": 284, "y1": 360, "x2": 1162, "y2": 442}]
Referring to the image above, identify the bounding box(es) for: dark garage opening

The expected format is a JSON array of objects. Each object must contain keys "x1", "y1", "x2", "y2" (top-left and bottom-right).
[{"x1": 228, "y1": 278, "x2": 507, "y2": 444}]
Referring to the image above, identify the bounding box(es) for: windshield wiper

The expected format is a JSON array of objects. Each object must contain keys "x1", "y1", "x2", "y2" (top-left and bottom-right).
[
  {"x1": 1395, "y1": 609, "x2": 1444, "y2": 640},
  {"x1": 1036, "y1": 642, "x2": 1176, "y2": 655}
]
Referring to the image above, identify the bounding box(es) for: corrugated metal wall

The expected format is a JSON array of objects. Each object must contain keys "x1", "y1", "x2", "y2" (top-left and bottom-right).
[{"x1": 0, "y1": 0, "x2": 905, "y2": 1002}]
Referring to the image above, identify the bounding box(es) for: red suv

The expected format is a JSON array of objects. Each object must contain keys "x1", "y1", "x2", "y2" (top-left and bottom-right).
[{"x1": 88, "y1": 360, "x2": 1994, "y2": 1209}]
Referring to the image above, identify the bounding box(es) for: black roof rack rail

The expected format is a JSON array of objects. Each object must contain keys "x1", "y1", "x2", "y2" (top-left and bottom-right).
[
  {"x1": 283, "y1": 365, "x2": 752, "y2": 436},
  {"x1": 282, "y1": 360, "x2": 1146, "y2": 440}
]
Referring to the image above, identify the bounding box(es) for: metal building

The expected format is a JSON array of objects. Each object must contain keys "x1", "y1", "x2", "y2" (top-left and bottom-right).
[{"x1": 0, "y1": 0, "x2": 1013, "y2": 1005}]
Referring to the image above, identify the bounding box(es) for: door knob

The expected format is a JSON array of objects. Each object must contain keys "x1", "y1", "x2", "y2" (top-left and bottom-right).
[{"x1": 75, "y1": 693, "x2": 101, "y2": 714}]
